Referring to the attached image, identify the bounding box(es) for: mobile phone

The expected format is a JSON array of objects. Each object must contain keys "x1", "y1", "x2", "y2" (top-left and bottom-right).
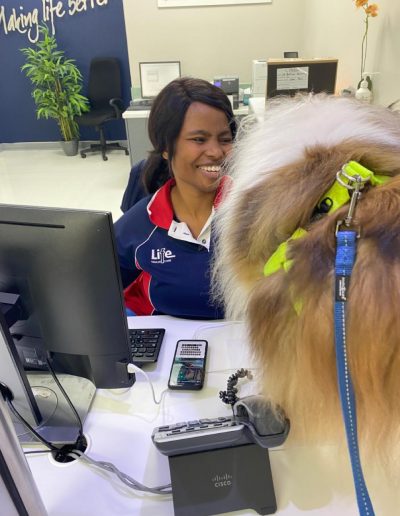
[{"x1": 168, "y1": 340, "x2": 208, "y2": 390}]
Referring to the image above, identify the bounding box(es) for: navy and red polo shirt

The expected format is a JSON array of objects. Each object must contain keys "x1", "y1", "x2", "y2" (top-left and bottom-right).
[{"x1": 114, "y1": 177, "x2": 229, "y2": 319}]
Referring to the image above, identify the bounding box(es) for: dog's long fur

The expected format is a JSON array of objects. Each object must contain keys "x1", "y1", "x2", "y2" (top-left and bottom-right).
[{"x1": 214, "y1": 94, "x2": 400, "y2": 464}]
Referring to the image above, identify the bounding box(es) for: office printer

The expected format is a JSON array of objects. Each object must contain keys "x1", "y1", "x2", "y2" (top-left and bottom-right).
[{"x1": 213, "y1": 77, "x2": 239, "y2": 109}]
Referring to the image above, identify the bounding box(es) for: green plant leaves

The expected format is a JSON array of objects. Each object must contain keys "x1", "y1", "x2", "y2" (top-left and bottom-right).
[{"x1": 20, "y1": 24, "x2": 89, "y2": 141}]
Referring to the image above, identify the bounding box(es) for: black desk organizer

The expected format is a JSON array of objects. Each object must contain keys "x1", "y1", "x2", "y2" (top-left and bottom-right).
[{"x1": 169, "y1": 444, "x2": 277, "y2": 516}]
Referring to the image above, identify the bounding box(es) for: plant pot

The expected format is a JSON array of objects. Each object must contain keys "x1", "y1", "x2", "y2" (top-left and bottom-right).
[{"x1": 60, "y1": 139, "x2": 79, "y2": 156}]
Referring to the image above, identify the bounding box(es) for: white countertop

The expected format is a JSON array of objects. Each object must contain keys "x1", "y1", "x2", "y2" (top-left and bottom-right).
[{"x1": 26, "y1": 316, "x2": 397, "y2": 515}]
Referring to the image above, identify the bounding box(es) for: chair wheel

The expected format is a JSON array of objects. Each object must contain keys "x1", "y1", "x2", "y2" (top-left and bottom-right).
[
  {"x1": 81, "y1": 153, "x2": 86, "y2": 158},
  {"x1": 103, "y1": 156, "x2": 108, "y2": 161},
  {"x1": 125, "y1": 150, "x2": 129, "y2": 155}
]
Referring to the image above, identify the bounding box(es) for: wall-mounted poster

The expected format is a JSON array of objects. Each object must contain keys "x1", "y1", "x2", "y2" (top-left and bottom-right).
[{"x1": 158, "y1": 0, "x2": 271, "y2": 7}]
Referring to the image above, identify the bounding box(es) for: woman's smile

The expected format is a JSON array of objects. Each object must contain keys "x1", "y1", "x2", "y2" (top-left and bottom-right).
[{"x1": 196, "y1": 164, "x2": 222, "y2": 179}]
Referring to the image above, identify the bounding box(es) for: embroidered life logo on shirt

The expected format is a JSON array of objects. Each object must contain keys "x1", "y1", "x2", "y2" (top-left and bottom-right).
[{"x1": 151, "y1": 248, "x2": 177, "y2": 264}]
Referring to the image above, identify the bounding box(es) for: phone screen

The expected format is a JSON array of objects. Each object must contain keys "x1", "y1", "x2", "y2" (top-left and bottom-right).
[{"x1": 168, "y1": 340, "x2": 207, "y2": 390}]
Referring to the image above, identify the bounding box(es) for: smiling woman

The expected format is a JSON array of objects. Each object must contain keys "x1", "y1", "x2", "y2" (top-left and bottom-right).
[
  {"x1": 169, "y1": 102, "x2": 234, "y2": 238},
  {"x1": 114, "y1": 77, "x2": 237, "y2": 319}
]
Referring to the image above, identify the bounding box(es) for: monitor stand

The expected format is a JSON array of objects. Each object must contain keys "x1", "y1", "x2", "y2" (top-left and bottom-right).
[
  {"x1": 0, "y1": 311, "x2": 95, "y2": 446},
  {"x1": 17, "y1": 373, "x2": 95, "y2": 446}
]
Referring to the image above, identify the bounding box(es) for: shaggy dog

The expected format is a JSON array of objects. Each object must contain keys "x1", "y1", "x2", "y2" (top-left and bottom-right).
[{"x1": 214, "y1": 94, "x2": 400, "y2": 465}]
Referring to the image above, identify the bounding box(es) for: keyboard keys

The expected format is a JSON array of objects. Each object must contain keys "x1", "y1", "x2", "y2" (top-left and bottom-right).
[{"x1": 129, "y1": 328, "x2": 165, "y2": 365}]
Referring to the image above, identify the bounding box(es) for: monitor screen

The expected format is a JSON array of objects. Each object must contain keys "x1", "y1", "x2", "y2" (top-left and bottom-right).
[
  {"x1": 266, "y1": 58, "x2": 338, "y2": 98},
  {"x1": 139, "y1": 61, "x2": 181, "y2": 98},
  {"x1": 0, "y1": 204, "x2": 134, "y2": 391}
]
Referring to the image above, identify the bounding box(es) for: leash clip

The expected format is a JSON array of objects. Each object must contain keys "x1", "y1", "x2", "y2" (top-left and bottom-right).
[{"x1": 335, "y1": 170, "x2": 370, "y2": 237}]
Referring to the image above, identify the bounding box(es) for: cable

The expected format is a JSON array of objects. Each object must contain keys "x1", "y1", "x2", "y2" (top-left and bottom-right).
[
  {"x1": 127, "y1": 363, "x2": 168, "y2": 405},
  {"x1": 219, "y1": 368, "x2": 253, "y2": 406},
  {"x1": 6, "y1": 399, "x2": 59, "y2": 451},
  {"x1": 1, "y1": 364, "x2": 83, "y2": 455},
  {"x1": 24, "y1": 450, "x2": 52, "y2": 456},
  {"x1": 68, "y1": 449, "x2": 172, "y2": 495},
  {"x1": 192, "y1": 320, "x2": 244, "y2": 340},
  {"x1": 0, "y1": 381, "x2": 58, "y2": 451},
  {"x1": 46, "y1": 357, "x2": 83, "y2": 439},
  {"x1": 206, "y1": 367, "x2": 257, "y2": 374}
]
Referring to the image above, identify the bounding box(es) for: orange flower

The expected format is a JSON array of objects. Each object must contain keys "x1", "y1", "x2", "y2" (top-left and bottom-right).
[
  {"x1": 365, "y1": 3, "x2": 378, "y2": 16},
  {"x1": 354, "y1": 0, "x2": 380, "y2": 79}
]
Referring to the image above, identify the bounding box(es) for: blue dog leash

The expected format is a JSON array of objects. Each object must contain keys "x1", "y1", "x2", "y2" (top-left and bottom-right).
[
  {"x1": 334, "y1": 176, "x2": 375, "y2": 516},
  {"x1": 262, "y1": 162, "x2": 384, "y2": 514}
]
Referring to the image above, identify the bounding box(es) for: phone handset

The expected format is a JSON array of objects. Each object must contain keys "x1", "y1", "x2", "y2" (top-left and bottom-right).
[
  {"x1": 234, "y1": 395, "x2": 290, "y2": 448},
  {"x1": 219, "y1": 369, "x2": 290, "y2": 447}
]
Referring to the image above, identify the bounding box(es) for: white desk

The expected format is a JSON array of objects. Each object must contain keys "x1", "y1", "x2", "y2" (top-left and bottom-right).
[
  {"x1": 26, "y1": 316, "x2": 398, "y2": 515},
  {"x1": 123, "y1": 104, "x2": 249, "y2": 167}
]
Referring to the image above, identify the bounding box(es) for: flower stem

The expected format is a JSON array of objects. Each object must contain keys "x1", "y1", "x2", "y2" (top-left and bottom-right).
[{"x1": 361, "y1": 15, "x2": 369, "y2": 78}]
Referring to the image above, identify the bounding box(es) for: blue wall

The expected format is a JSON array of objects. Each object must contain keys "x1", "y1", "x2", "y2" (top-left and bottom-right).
[{"x1": 0, "y1": 0, "x2": 131, "y2": 143}]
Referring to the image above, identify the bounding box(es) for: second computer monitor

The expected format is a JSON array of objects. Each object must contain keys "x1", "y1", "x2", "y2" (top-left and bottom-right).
[
  {"x1": 266, "y1": 58, "x2": 338, "y2": 98},
  {"x1": 139, "y1": 61, "x2": 181, "y2": 99}
]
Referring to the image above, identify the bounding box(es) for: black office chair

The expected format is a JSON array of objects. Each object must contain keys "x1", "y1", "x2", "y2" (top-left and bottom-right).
[
  {"x1": 283, "y1": 51, "x2": 299, "y2": 58},
  {"x1": 77, "y1": 57, "x2": 129, "y2": 161}
]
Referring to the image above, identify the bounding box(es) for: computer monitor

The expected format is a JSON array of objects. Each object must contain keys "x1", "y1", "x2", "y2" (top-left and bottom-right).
[
  {"x1": 266, "y1": 58, "x2": 338, "y2": 98},
  {"x1": 213, "y1": 76, "x2": 240, "y2": 109},
  {"x1": 139, "y1": 61, "x2": 181, "y2": 99},
  {"x1": 283, "y1": 51, "x2": 299, "y2": 58},
  {"x1": 0, "y1": 205, "x2": 135, "y2": 442}
]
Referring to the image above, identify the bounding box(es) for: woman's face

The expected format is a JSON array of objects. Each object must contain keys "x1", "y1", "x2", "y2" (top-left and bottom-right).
[{"x1": 169, "y1": 102, "x2": 233, "y2": 194}]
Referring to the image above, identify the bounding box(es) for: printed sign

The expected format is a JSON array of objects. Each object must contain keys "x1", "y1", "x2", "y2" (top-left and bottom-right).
[
  {"x1": 0, "y1": 0, "x2": 109, "y2": 43},
  {"x1": 277, "y1": 66, "x2": 309, "y2": 90}
]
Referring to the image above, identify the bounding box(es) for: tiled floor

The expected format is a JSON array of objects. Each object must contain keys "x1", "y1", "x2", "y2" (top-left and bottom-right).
[{"x1": 0, "y1": 146, "x2": 131, "y2": 222}]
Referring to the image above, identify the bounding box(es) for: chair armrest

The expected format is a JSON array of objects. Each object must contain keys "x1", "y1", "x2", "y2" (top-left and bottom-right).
[{"x1": 109, "y1": 98, "x2": 125, "y2": 118}]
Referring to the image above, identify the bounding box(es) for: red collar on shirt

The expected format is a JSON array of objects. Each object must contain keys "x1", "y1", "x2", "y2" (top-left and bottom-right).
[{"x1": 147, "y1": 176, "x2": 232, "y2": 230}]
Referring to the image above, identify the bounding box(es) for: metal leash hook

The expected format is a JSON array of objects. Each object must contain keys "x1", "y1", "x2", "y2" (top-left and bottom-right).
[
  {"x1": 335, "y1": 170, "x2": 370, "y2": 237},
  {"x1": 344, "y1": 176, "x2": 363, "y2": 227}
]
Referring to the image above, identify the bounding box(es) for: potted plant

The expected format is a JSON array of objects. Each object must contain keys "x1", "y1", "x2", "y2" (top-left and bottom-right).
[{"x1": 20, "y1": 25, "x2": 89, "y2": 156}]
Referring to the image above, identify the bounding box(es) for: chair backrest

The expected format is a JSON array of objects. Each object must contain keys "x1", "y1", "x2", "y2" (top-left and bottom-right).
[{"x1": 88, "y1": 57, "x2": 122, "y2": 108}]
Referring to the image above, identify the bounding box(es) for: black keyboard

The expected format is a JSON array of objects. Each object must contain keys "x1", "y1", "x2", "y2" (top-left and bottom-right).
[{"x1": 129, "y1": 328, "x2": 165, "y2": 365}]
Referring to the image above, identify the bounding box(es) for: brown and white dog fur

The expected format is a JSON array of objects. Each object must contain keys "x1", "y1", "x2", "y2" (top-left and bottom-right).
[{"x1": 214, "y1": 94, "x2": 400, "y2": 469}]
